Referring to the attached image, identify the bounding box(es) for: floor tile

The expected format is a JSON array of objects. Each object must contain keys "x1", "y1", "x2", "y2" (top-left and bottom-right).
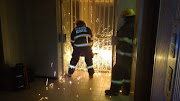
[{"x1": 0, "y1": 71, "x2": 130, "y2": 101}]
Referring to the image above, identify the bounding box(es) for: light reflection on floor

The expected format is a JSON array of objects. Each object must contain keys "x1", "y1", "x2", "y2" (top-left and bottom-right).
[{"x1": 0, "y1": 71, "x2": 130, "y2": 101}]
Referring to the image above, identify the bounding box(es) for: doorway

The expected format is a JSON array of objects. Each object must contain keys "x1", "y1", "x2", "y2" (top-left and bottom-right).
[
  {"x1": 61, "y1": 0, "x2": 115, "y2": 73},
  {"x1": 60, "y1": 0, "x2": 136, "y2": 74},
  {"x1": 56, "y1": 0, "x2": 162, "y2": 100}
]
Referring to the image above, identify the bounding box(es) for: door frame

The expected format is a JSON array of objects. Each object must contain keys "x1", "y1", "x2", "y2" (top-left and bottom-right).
[
  {"x1": 133, "y1": 0, "x2": 161, "y2": 101},
  {"x1": 0, "y1": 19, "x2": 4, "y2": 69}
]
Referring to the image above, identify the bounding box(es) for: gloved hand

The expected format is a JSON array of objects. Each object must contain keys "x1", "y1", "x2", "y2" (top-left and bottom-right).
[{"x1": 111, "y1": 36, "x2": 118, "y2": 45}]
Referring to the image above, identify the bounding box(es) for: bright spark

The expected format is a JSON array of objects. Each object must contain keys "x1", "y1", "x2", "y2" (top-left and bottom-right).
[
  {"x1": 51, "y1": 62, "x2": 53, "y2": 67},
  {"x1": 77, "y1": 76, "x2": 82, "y2": 80},
  {"x1": 46, "y1": 78, "x2": 48, "y2": 86},
  {"x1": 62, "y1": 78, "x2": 65, "y2": 82},
  {"x1": 101, "y1": 78, "x2": 103, "y2": 81},
  {"x1": 49, "y1": 83, "x2": 54, "y2": 88},
  {"x1": 54, "y1": 71, "x2": 56, "y2": 77},
  {"x1": 69, "y1": 81, "x2": 72, "y2": 84},
  {"x1": 59, "y1": 75, "x2": 65, "y2": 83},
  {"x1": 39, "y1": 97, "x2": 44, "y2": 101},
  {"x1": 59, "y1": 76, "x2": 62, "y2": 80},
  {"x1": 46, "y1": 87, "x2": 48, "y2": 90}
]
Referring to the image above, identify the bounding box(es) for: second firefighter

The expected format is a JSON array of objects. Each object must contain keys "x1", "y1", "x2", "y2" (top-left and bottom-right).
[{"x1": 105, "y1": 8, "x2": 135, "y2": 96}]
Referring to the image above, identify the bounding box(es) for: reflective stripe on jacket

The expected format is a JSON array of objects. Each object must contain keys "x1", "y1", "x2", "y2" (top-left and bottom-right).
[
  {"x1": 118, "y1": 37, "x2": 133, "y2": 44},
  {"x1": 71, "y1": 26, "x2": 93, "y2": 47},
  {"x1": 117, "y1": 50, "x2": 132, "y2": 57}
]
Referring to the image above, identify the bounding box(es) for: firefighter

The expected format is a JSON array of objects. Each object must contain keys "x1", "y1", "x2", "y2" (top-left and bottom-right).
[
  {"x1": 68, "y1": 20, "x2": 94, "y2": 78},
  {"x1": 105, "y1": 8, "x2": 135, "y2": 96}
]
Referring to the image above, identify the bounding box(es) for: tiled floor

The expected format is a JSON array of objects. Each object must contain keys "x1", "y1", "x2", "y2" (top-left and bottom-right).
[{"x1": 0, "y1": 71, "x2": 130, "y2": 101}]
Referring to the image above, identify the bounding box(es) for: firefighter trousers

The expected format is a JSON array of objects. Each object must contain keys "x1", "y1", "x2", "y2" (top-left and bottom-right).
[
  {"x1": 110, "y1": 53, "x2": 132, "y2": 94},
  {"x1": 68, "y1": 47, "x2": 94, "y2": 75}
]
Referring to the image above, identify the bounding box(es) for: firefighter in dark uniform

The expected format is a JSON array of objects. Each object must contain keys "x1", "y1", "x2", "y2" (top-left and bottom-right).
[
  {"x1": 105, "y1": 8, "x2": 135, "y2": 96},
  {"x1": 68, "y1": 20, "x2": 94, "y2": 78}
]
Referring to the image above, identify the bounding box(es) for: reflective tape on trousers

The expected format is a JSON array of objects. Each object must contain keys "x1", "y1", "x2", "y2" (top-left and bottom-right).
[
  {"x1": 117, "y1": 50, "x2": 132, "y2": 57},
  {"x1": 69, "y1": 65, "x2": 76, "y2": 68},
  {"x1": 112, "y1": 80, "x2": 123, "y2": 84},
  {"x1": 87, "y1": 66, "x2": 93, "y2": 69}
]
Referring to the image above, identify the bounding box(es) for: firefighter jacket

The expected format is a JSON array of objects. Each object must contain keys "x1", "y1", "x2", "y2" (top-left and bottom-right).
[
  {"x1": 71, "y1": 26, "x2": 93, "y2": 48},
  {"x1": 116, "y1": 16, "x2": 135, "y2": 57}
]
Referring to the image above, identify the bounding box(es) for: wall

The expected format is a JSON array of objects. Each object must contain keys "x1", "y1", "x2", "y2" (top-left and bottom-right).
[
  {"x1": 0, "y1": 0, "x2": 25, "y2": 67},
  {"x1": 0, "y1": 20, "x2": 4, "y2": 67},
  {"x1": 24, "y1": 0, "x2": 58, "y2": 77},
  {"x1": 151, "y1": 0, "x2": 177, "y2": 101},
  {"x1": 118, "y1": 0, "x2": 136, "y2": 11},
  {"x1": 61, "y1": 0, "x2": 71, "y2": 74},
  {"x1": 117, "y1": 0, "x2": 136, "y2": 30},
  {"x1": 0, "y1": 0, "x2": 59, "y2": 78}
]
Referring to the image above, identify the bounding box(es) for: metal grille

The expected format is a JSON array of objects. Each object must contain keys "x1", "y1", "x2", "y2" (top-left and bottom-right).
[{"x1": 71, "y1": 0, "x2": 114, "y2": 72}]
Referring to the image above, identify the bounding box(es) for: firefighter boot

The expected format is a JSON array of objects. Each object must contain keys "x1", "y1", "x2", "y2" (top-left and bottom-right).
[
  {"x1": 88, "y1": 68, "x2": 94, "y2": 78},
  {"x1": 122, "y1": 82, "x2": 130, "y2": 95},
  {"x1": 68, "y1": 68, "x2": 75, "y2": 77},
  {"x1": 105, "y1": 83, "x2": 122, "y2": 96}
]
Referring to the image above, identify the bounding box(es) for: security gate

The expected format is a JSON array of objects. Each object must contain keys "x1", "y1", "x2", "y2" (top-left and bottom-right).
[
  {"x1": 71, "y1": 0, "x2": 114, "y2": 72},
  {"x1": 61, "y1": 0, "x2": 115, "y2": 73}
]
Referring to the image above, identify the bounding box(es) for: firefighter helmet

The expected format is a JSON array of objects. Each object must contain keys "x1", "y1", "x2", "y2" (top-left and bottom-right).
[
  {"x1": 76, "y1": 20, "x2": 86, "y2": 27},
  {"x1": 120, "y1": 8, "x2": 135, "y2": 17}
]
